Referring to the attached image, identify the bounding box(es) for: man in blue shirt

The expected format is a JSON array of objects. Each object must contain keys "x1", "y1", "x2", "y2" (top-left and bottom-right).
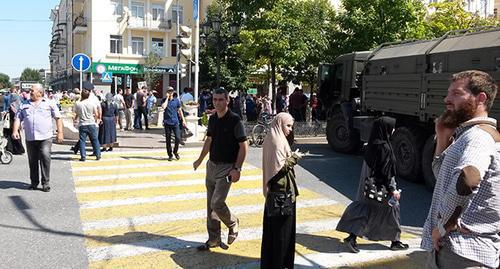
[{"x1": 161, "y1": 87, "x2": 185, "y2": 161}]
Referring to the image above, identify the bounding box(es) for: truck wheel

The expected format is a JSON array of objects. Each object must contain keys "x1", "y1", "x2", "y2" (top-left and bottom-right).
[
  {"x1": 421, "y1": 135, "x2": 437, "y2": 191},
  {"x1": 326, "y1": 114, "x2": 360, "y2": 153},
  {"x1": 391, "y1": 126, "x2": 426, "y2": 182}
]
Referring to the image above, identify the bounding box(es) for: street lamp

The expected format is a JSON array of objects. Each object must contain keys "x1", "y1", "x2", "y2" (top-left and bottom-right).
[{"x1": 200, "y1": 18, "x2": 239, "y2": 89}]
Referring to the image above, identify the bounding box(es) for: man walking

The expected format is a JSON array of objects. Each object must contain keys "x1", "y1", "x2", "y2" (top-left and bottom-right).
[
  {"x1": 193, "y1": 88, "x2": 248, "y2": 251},
  {"x1": 123, "y1": 87, "x2": 134, "y2": 131},
  {"x1": 114, "y1": 88, "x2": 126, "y2": 131},
  {"x1": 161, "y1": 87, "x2": 185, "y2": 161},
  {"x1": 12, "y1": 84, "x2": 64, "y2": 192},
  {"x1": 73, "y1": 82, "x2": 101, "y2": 162},
  {"x1": 422, "y1": 70, "x2": 499, "y2": 268}
]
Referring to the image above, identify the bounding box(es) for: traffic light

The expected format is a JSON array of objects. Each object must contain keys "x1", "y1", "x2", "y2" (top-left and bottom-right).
[
  {"x1": 180, "y1": 63, "x2": 187, "y2": 78},
  {"x1": 179, "y1": 25, "x2": 192, "y2": 59}
]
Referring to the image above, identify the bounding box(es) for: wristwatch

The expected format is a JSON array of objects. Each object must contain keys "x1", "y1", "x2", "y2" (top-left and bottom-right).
[{"x1": 233, "y1": 167, "x2": 242, "y2": 172}]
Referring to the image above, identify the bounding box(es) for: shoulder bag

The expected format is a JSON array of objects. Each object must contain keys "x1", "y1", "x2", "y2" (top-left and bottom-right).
[
  {"x1": 265, "y1": 175, "x2": 295, "y2": 217},
  {"x1": 363, "y1": 168, "x2": 389, "y2": 203}
]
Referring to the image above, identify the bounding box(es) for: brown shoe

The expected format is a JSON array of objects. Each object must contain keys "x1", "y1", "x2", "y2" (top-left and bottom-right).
[{"x1": 227, "y1": 218, "x2": 239, "y2": 245}]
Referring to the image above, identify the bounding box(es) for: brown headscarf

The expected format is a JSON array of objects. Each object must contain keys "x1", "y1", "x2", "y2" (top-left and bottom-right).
[{"x1": 262, "y1": 112, "x2": 294, "y2": 196}]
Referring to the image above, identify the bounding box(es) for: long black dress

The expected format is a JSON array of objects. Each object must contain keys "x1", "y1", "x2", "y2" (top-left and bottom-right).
[
  {"x1": 98, "y1": 102, "x2": 117, "y2": 145},
  {"x1": 336, "y1": 117, "x2": 401, "y2": 242},
  {"x1": 261, "y1": 155, "x2": 299, "y2": 269}
]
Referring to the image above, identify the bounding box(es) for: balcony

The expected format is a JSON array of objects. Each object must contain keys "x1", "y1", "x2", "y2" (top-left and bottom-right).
[
  {"x1": 127, "y1": 17, "x2": 172, "y2": 32},
  {"x1": 73, "y1": 15, "x2": 88, "y2": 34}
]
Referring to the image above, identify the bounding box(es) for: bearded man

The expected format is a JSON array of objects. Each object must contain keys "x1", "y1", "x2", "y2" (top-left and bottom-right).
[{"x1": 421, "y1": 70, "x2": 499, "y2": 269}]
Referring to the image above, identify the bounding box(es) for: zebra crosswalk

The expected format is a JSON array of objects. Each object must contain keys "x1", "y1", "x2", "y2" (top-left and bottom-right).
[{"x1": 70, "y1": 148, "x2": 421, "y2": 269}]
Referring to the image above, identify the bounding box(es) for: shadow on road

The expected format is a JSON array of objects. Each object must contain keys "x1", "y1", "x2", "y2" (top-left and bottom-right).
[
  {"x1": 0, "y1": 181, "x2": 30, "y2": 190},
  {"x1": 292, "y1": 143, "x2": 432, "y2": 228},
  {"x1": 1, "y1": 195, "x2": 259, "y2": 268}
]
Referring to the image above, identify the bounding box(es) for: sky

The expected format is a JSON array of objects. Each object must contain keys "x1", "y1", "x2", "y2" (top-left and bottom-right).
[{"x1": 0, "y1": 0, "x2": 60, "y2": 79}]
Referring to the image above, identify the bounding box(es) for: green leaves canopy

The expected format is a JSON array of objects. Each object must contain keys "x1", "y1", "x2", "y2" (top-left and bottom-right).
[
  {"x1": 20, "y1": 68, "x2": 42, "y2": 83},
  {"x1": 0, "y1": 73, "x2": 11, "y2": 89}
]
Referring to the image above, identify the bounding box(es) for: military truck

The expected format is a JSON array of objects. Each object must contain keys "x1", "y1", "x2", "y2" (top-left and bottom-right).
[{"x1": 318, "y1": 27, "x2": 500, "y2": 190}]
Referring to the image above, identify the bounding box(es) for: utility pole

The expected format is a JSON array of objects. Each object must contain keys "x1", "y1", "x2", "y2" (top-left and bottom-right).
[{"x1": 175, "y1": 0, "x2": 180, "y2": 95}]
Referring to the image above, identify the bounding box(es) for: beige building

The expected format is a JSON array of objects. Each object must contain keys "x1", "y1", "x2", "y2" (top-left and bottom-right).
[
  {"x1": 50, "y1": 0, "x2": 211, "y2": 96},
  {"x1": 495, "y1": 0, "x2": 500, "y2": 17}
]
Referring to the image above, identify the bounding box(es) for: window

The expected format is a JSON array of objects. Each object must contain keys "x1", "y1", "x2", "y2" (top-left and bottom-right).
[
  {"x1": 110, "y1": 0, "x2": 123, "y2": 16},
  {"x1": 152, "y1": 4, "x2": 164, "y2": 21},
  {"x1": 131, "y1": 2, "x2": 145, "y2": 19},
  {"x1": 132, "y1": 37, "x2": 144, "y2": 55},
  {"x1": 172, "y1": 5, "x2": 183, "y2": 24},
  {"x1": 152, "y1": 38, "x2": 164, "y2": 56},
  {"x1": 110, "y1": 35, "x2": 123, "y2": 53},
  {"x1": 171, "y1": 39, "x2": 177, "y2": 57}
]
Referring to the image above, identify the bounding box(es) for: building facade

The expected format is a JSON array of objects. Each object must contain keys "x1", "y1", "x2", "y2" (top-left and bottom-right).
[
  {"x1": 49, "y1": 0, "x2": 211, "y2": 97},
  {"x1": 424, "y1": 0, "x2": 496, "y2": 17}
]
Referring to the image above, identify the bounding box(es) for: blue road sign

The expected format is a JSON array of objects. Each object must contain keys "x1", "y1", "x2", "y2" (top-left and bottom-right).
[
  {"x1": 193, "y1": 0, "x2": 199, "y2": 20},
  {"x1": 102, "y1": 72, "x2": 113, "y2": 83},
  {"x1": 71, "y1": 53, "x2": 91, "y2": 72}
]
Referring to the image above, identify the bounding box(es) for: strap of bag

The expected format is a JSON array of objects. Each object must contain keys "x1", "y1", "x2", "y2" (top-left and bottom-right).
[{"x1": 477, "y1": 124, "x2": 500, "y2": 142}]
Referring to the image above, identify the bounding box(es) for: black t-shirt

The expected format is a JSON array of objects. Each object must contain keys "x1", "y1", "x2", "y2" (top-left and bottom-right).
[
  {"x1": 207, "y1": 110, "x2": 247, "y2": 163},
  {"x1": 124, "y1": 94, "x2": 133, "y2": 108}
]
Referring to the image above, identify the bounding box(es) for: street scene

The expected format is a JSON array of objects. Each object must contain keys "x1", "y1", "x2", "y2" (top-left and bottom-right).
[{"x1": 0, "y1": 0, "x2": 499, "y2": 269}]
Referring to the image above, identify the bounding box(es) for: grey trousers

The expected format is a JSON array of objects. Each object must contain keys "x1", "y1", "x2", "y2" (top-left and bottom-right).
[
  {"x1": 425, "y1": 248, "x2": 489, "y2": 269},
  {"x1": 26, "y1": 139, "x2": 52, "y2": 187},
  {"x1": 125, "y1": 108, "x2": 134, "y2": 130},
  {"x1": 205, "y1": 160, "x2": 238, "y2": 242}
]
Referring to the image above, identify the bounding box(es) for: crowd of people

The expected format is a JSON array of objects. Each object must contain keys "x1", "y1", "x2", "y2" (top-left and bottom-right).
[{"x1": 2, "y1": 69, "x2": 499, "y2": 268}]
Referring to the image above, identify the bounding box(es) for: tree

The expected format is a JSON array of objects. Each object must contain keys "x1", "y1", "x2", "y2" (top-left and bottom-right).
[
  {"x1": 199, "y1": 0, "x2": 251, "y2": 91},
  {"x1": 424, "y1": 0, "x2": 500, "y2": 38},
  {"x1": 143, "y1": 52, "x2": 162, "y2": 92},
  {"x1": 0, "y1": 73, "x2": 11, "y2": 89},
  {"x1": 333, "y1": 0, "x2": 427, "y2": 55},
  {"x1": 20, "y1": 68, "x2": 42, "y2": 82}
]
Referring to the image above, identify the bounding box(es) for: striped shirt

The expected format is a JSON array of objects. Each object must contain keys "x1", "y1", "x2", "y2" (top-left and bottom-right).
[{"x1": 421, "y1": 117, "x2": 499, "y2": 268}]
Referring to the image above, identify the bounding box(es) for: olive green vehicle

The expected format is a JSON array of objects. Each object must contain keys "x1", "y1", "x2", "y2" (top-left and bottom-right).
[{"x1": 318, "y1": 27, "x2": 500, "y2": 190}]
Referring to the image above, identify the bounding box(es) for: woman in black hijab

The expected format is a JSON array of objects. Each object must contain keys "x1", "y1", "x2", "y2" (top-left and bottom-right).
[{"x1": 336, "y1": 116, "x2": 408, "y2": 253}]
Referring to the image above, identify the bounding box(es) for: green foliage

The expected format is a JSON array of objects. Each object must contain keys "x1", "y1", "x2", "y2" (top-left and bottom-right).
[
  {"x1": 424, "y1": 0, "x2": 500, "y2": 38},
  {"x1": 334, "y1": 0, "x2": 427, "y2": 54},
  {"x1": 0, "y1": 73, "x2": 11, "y2": 89},
  {"x1": 20, "y1": 68, "x2": 42, "y2": 83},
  {"x1": 199, "y1": 0, "x2": 252, "y2": 90},
  {"x1": 143, "y1": 52, "x2": 162, "y2": 91}
]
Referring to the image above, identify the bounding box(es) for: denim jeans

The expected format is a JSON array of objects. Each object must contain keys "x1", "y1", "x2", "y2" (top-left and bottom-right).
[
  {"x1": 26, "y1": 139, "x2": 52, "y2": 187},
  {"x1": 164, "y1": 124, "x2": 180, "y2": 157},
  {"x1": 79, "y1": 124, "x2": 101, "y2": 160}
]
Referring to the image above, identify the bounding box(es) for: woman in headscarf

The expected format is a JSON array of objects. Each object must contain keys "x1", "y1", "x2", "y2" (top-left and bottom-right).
[
  {"x1": 261, "y1": 112, "x2": 303, "y2": 269},
  {"x1": 336, "y1": 116, "x2": 408, "y2": 253},
  {"x1": 98, "y1": 93, "x2": 118, "y2": 151}
]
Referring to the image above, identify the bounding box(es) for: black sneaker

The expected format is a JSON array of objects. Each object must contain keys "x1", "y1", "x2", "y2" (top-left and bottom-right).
[
  {"x1": 390, "y1": 241, "x2": 409, "y2": 251},
  {"x1": 174, "y1": 153, "x2": 180, "y2": 160},
  {"x1": 167, "y1": 156, "x2": 173, "y2": 161},
  {"x1": 96, "y1": 156, "x2": 101, "y2": 161},
  {"x1": 344, "y1": 237, "x2": 360, "y2": 253},
  {"x1": 41, "y1": 185, "x2": 51, "y2": 192},
  {"x1": 79, "y1": 158, "x2": 86, "y2": 162}
]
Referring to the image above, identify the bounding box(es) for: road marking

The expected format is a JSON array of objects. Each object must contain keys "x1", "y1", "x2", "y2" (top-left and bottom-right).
[
  {"x1": 75, "y1": 175, "x2": 261, "y2": 193},
  {"x1": 86, "y1": 218, "x2": 341, "y2": 262},
  {"x1": 79, "y1": 188, "x2": 263, "y2": 209},
  {"x1": 82, "y1": 198, "x2": 337, "y2": 231}
]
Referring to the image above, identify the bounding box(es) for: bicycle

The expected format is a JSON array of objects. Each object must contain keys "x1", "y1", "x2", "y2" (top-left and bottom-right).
[{"x1": 251, "y1": 112, "x2": 274, "y2": 147}]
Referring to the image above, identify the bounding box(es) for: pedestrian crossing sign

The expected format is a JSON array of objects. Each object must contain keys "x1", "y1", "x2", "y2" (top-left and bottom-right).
[{"x1": 102, "y1": 72, "x2": 113, "y2": 83}]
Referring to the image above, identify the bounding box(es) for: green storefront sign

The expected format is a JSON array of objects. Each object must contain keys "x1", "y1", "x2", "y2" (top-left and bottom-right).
[
  {"x1": 247, "y1": 88, "x2": 257, "y2": 95},
  {"x1": 92, "y1": 62, "x2": 142, "y2": 75}
]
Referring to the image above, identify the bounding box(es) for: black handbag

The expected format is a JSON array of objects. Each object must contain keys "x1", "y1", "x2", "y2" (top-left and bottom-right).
[
  {"x1": 363, "y1": 170, "x2": 388, "y2": 203},
  {"x1": 265, "y1": 175, "x2": 295, "y2": 217}
]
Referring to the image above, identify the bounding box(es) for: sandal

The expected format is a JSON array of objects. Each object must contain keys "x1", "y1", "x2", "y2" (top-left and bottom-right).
[
  {"x1": 390, "y1": 241, "x2": 409, "y2": 251},
  {"x1": 196, "y1": 240, "x2": 221, "y2": 251}
]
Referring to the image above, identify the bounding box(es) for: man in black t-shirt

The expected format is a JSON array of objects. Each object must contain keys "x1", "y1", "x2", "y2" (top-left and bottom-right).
[
  {"x1": 193, "y1": 88, "x2": 248, "y2": 251},
  {"x1": 123, "y1": 87, "x2": 134, "y2": 130}
]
